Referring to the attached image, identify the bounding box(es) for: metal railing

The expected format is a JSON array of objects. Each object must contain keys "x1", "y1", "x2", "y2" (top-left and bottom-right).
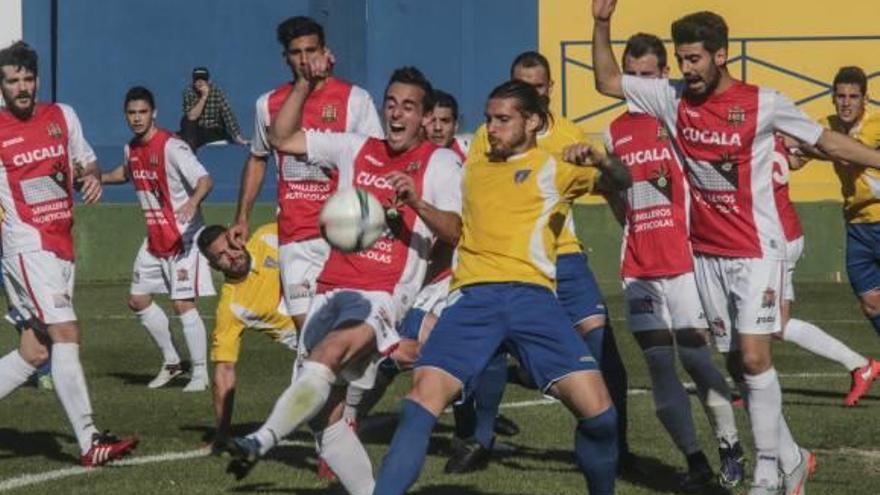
[{"x1": 561, "y1": 35, "x2": 880, "y2": 123}]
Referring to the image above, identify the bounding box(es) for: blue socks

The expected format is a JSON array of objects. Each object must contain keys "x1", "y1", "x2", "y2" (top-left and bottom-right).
[
  {"x1": 373, "y1": 399, "x2": 438, "y2": 495},
  {"x1": 472, "y1": 352, "x2": 507, "y2": 449},
  {"x1": 870, "y1": 314, "x2": 880, "y2": 336},
  {"x1": 576, "y1": 407, "x2": 619, "y2": 495},
  {"x1": 584, "y1": 324, "x2": 630, "y2": 456}
]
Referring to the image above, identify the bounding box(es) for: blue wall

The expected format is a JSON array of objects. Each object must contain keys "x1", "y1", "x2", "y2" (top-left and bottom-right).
[{"x1": 21, "y1": 0, "x2": 537, "y2": 201}]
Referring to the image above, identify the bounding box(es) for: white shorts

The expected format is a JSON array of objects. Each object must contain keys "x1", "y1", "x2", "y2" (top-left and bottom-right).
[
  {"x1": 130, "y1": 239, "x2": 215, "y2": 299},
  {"x1": 412, "y1": 276, "x2": 451, "y2": 316},
  {"x1": 2, "y1": 251, "x2": 76, "y2": 325},
  {"x1": 784, "y1": 236, "x2": 804, "y2": 302},
  {"x1": 694, "y1": 254, "x2": 784, "y2": 353},
  {"x1": 623, "y1": 272, "x2": 706, "y2": 332},
  {"x1": 280, "y1": 238, "x2": 331, "y2": 316},
  {"x1": 299, "y1": 289, "x2": 400, "y2": 389}
]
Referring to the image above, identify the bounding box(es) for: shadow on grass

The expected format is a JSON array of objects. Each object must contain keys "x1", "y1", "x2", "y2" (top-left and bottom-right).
[
  {"x1": 0, "y1": 428, "x2": 78, "y2": 464},
  {"x1": 413, "y1": 484, "x2": 526, "y2": 495},
  {"x1": 783, "y1": 386, "x2": 878, "y2": 404},
  {"x1": 229, "y1": 482, "x2": 345, "y2": 494}
]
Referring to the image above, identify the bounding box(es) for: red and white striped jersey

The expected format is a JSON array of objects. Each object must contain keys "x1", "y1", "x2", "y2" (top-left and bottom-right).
[
  {"x1": 124, "y1": 128, "x2": 209, "y2": 258},
  {"x1": 622, "y1": 77, "x2": 823, "y2": 260},
  {"x1": 605, "y1": 112, "x2": 692, "y2": 278},
  {"x1": 251, "y1": 77, "x2": 383, "y2": 245},
  {"x1": 0, "y1": 103, "x2": 96, "y2": 261},
  {"x1": 771, "y1": 135, "x2": 803, "y2": 242},
  {"x1": 305, "y1": 132, "x2": 462, "y2": 313}
]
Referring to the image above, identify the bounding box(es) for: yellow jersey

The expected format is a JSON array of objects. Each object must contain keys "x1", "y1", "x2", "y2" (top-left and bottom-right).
[
  {"x1": 452, "y1": 147, "x2": 600, "y2": 291},
  {"x1": 211, "y1": 223, "x2": 297, "y2": 363},
  {"x1": 819, "y1": 112, "x2": 880, "y2": 223},
  {"x1": 469, "y1": 115, "x2": 593, "y2": 254}
]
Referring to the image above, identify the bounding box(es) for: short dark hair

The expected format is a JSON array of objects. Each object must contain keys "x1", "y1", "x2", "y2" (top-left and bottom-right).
[
  {"x1": 488, "y1": 79, "x2": 548, "y2": 130},
  {"x1": 671, "y1": 11, "x2": 728, "y2": 53},
  {"x1": 623, "y1": 33, "x2": 667, "y2": 70},
  {"x1": 197, "y1": 225, "x2": 227, "y2": 258},
  {"x1": 124, "y1": 86, "x2": 155, "y2": 110},
  {"x1": 277, "y1": 16, "x2": 325, "y2": 49},
  {"x1": 833, "y1": 66, "x2": 868, "y2": 96},
  {"x1": 431, "y1": 90, "x2": 459, "y2": 121},
  {"x1": 385, "y1": 66, "x2": 434, "y2": 112},
  {"x1": 510, "y1": 51, "x2": 551, "y2": 79},
  {"x1": 0, "y1": 41, "x2": 38, "y2": 80}
]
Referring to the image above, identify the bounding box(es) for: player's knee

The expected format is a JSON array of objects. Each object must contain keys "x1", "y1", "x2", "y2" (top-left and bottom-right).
[
  {"x1": 859, "y1": 291, "x2": 880, "y2": 317},
  {"x1": 577, "y1": 405, "x2": 617, "y2": 440},
  {"x1": 739, "y1": 351, "x2": 770, "y2": 375},
  {"x1": 128, "y1": 295, "x2": 151, "y2": 312},
  {"x1": 20, "y1": 346, "x2": 49, "y2": 367},
  {"x1": 576, "y1": 315, "x2": 606, "y2": 335},
  {"x1": 172, "y1": 299, "x2": 196, "y2": 315}
]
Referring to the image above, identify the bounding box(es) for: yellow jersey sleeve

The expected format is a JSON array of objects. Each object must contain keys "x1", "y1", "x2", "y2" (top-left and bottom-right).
[
  {"x1": 211, "y1": 285, "x2": 247, "y2": 363},
  {"x1": 821, "y1": 113, "x2": 880, "y2": 222},
  {"x1": 468, "y1": 124, "x2": 490, "y2": 164}
]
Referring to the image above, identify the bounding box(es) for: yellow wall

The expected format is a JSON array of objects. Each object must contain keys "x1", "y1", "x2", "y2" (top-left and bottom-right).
[{"x1": 540, "y1": 0, "x2": 880, "y2": 202}]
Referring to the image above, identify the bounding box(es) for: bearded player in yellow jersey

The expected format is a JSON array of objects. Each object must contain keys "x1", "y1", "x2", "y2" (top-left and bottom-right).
[
  {"x1": 457, "y1": 51, "x2": 631, "y2": 472},
  {"x1": 373, "y1": 80, "x2": 629, "y2": 495},
  {"x1": 794, "y1": 66, "x2": 880, "y2": 403},
  {"x1": 197, "y1": 224, "x2": 298, "y2": 448}
]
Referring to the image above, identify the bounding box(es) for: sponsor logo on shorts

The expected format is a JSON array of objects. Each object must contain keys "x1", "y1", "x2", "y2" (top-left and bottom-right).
[
  {"x1": 445, "y1": 289, "x2": 463, "y2": 308},
  {"x1": 176, "y1": 268, "x2": 189, "y2": 282},
  {"x1": 761, "y1": 288, "x2": 776, "y2": 308},
  {"x1": 287, "y1": 283, "x2": 312, "y2": 299},
  {"x1": 132, "y1": 270, "x2": 140, "y2": 283},
  {"x1": 756, "y1": 316, "x2": 776, "y2": 324},
  {"x1": 579, "y1": 356, "x2": 596, "y2": 363},
  {"x1": 628, "y1": 296, "x2": 653, "y2": 315},
  {"x1": 52, "y1": 293, "x2": 71, "y2": 309},
  {"x1": 710, "y1": 317, "x2": 727, "y2": 338},
  {"x1": 377, "y1": 307, "x2": 393, "y2": 335}
]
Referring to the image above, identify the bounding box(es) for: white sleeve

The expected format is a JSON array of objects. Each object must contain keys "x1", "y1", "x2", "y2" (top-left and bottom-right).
[
  {"x1": 305, "y1": 131, "x2": 367, "y2": 182},
  {"x1": 621, "y1": 76, "x2": 680, "y2": 122},
  {"x1": 768, "y1": 90, "x2": 824, "y2": 146},
  {"x1": 167, "y1": 137, "x2": 209, "y2": 187},
  {"x1": 60, "y1": 104, "x2": 96, "y2": 165},
  {"x1": 602, "y1": 128, "x2": 614, "y2": 153},
  {"x1": 249, "y1": 94, "x2": 271, "y2": 157},
  {"x1": 347, "y1": 86, "x2": 384, "y2": 138},
  {"x1": 423, "y1": 149, "x2": 463, "y2": 214}
]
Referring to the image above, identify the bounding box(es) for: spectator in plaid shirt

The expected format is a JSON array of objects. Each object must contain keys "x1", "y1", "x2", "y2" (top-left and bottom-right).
[{"x1": 180, "y1": 67, "x2": 248, "y2": 150}]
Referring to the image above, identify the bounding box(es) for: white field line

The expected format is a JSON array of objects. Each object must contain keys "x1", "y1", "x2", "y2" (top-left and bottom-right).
[{"x1": 0, "y1": 370, "x2": 858, "y2": 492}]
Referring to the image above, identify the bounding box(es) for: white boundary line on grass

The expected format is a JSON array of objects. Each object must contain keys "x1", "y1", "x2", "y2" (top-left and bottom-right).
[{"x1": 0, "y1": 370, "x2": 861, "y2": 492}]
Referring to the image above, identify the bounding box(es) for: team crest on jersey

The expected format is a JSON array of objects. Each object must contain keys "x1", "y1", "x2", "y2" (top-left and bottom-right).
[
  {"x1": 727, "y1": 106, "x2": 746, "y2": 126},
  {"x1": 176, "y1": 268, "x2": 189, "y2": 282},
  {"x1": 321, "y1": 104, "x2": 338, "y2": 123},
  {"x1": 405, "y1": 161, "x2": 422, "y2": 174},
  {"x1": 761, "y1": 288, "x2": 777, "y2": 308},
  {"x1": 656, "y1": 125, "x2": 669, "y2": 141},
  {"x1": 46, "y1": 122, "x2": 63, "y2": 139},
  {"x1": 514, "y1": 169, "x2": 531, "y2": 183}
]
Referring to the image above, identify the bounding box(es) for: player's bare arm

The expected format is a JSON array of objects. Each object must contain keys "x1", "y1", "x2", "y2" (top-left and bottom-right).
[
  {"x1": 591, "y1": 0, "x2": 624, "y2": 98},
  {"x1": 229, "y1": 155, "x2": 267, "y2": 247},
  {"x1": 212, "y1": 361, "x2": 237, "y2": 445},
  {"x1": 100, "y1": 164, "x2": 130, "y2": 185},
  {"x1": 269, "y1": 50, "x2": 334, "y2": 154},
  {"x1": 78, "y1": 160, "x2": 103, "y2": 204},
  {"x1": 815, "y1": 129, "x2": 880, "y2": 170},
  {"x1": 177, "y1": 175, "x2": 212, "y2": 223},
  {"x1": 386, "y1": 170, "x2": 462, "y2": 245}
]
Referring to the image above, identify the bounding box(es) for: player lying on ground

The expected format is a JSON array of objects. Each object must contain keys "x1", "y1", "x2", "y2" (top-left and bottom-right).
[
  {"x1": 221, "y1": 58, "x2": 462, "y2": 495},
  {"x1": 0, "y1": 41, "x2": 137, "y2": 467},
  {"x1": 102, "y1": 86, "x2": 215, "y2": 392},
  {"x1": 372, "y1": 79, "x2": 631, "y2": 495},
  {"x1": 196, "y1": 223, "x2": 298, "y2": 447},
  {"x1": 603, "y1": 31, "x2": 745, "y2": 490}
]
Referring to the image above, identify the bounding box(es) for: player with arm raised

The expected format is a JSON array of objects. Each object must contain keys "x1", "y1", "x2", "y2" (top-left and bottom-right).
[
  {"x1": 591, "y1": 2, "x2": 880, "y2": 493},
  {"x1": 604, "y1": 33, "x2": 743, "y2": 490},
  {"x1": 228, "y1": 16, "x2": 382, "y2": 330},
  {"x1": 102, "y1": 86, "x2": 215, "y2": 392},
  {"x1": 222, "y1": 65, "x2": 461, "y2": 495},
  {"x1": 373, "y1": 80, "x2": 626, "y2": 495},
  {"x1": 0, "y1": 41, "x2": 137, "y2": 466}
]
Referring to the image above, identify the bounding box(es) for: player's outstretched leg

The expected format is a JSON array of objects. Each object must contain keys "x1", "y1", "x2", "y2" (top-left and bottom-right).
[
  {"x1": 312, "y1": 390, "x2": 375, "y2": 495},
  {"x1": 779, "y1": 318, "x2": 880, "y2": 406}
]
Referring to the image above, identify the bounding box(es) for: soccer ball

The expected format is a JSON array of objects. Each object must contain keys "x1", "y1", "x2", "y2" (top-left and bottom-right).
[{"x1": 319, "y1": 188, "x2": 387, "y2": 252}]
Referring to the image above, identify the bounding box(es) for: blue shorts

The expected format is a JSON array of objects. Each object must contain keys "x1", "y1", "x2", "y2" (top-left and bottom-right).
[
  {"x1": 556, "y1": 252, "x2": 607, "y2": 325},
  {"x1": 398, "y1": 307, "x2": 426, "y2": 341},
  {"x1": 416, "y1": 283, "x2": 598, "y2": 396},
  {"x1": 846, "y1": 223, "x2": 880, "y2": 296}
]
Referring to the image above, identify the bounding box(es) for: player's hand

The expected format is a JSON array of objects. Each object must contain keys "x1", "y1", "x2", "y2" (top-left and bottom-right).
[
  {"x1": 386, "y1": 171, "x2": 419, "y2": 207},
  {"x1": 592, "y1": 0, "x2": 617, "y2": 22},
  {"x1": 563, "y1": 143, "x2": 600, "y2": 166},
  {"x1": 227, "y1": 221, "x2": 249, "y2": 249},
  {"x1": 78, "y1": 174, "x2": 102, "y2": 204},
  {"x1": 175, "y1": 200, "x2": 197, "y2": 224},
  {"x1": 304, "y1": 49, "x2": 335, "y2": 85}
]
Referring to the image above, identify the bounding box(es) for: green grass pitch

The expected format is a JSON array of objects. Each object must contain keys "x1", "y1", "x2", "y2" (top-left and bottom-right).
[{"x1": 1, "y1": 281, "x2": 879, "y2": 494}]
